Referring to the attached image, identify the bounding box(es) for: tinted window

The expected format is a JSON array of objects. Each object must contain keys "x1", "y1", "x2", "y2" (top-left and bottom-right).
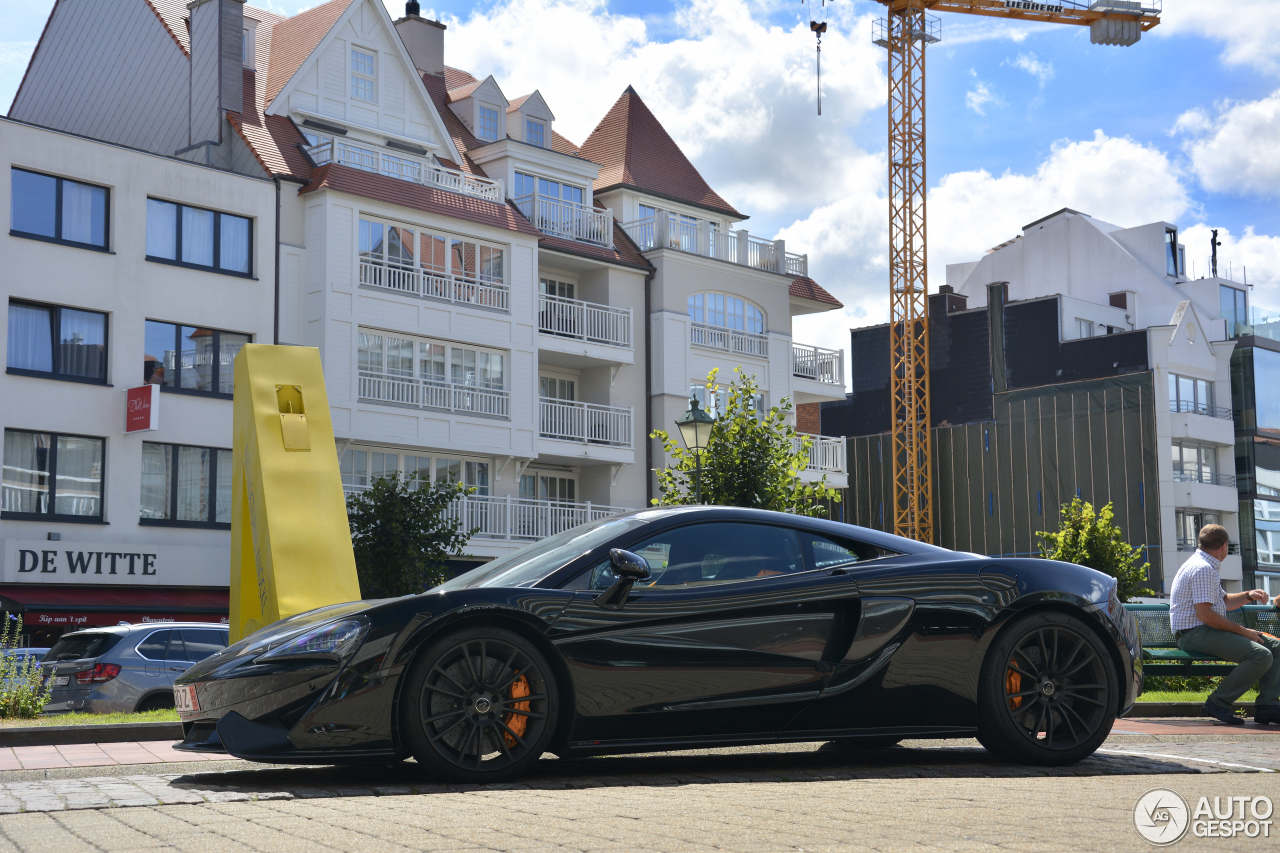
[
  {"x1": 135, "y1": 630, "x2": 173, "y2": 660},
  {"x1": 803, "y1": 532, "x2": 897, "y2": 569},
  {"x1": 45, "y1": 633, "x2": 121, "y2": 661},
  {"x1": 181, "y1": 629, "x2": 227, "y2": 661},
  {"x1": 11, "y1": 168, "x2": 108, "y2": 249}
]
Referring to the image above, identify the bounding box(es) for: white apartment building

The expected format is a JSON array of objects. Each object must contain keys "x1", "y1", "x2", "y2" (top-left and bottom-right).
[
  {"x1": 947, "y1": 208, "x2": 1245, "y2": 587},
  {"x1": 4, "y1": 0, "x2": 847, "y2": 620},
  {"x1": 0, "y1": 117, "x2": 277, "y2": 643}
]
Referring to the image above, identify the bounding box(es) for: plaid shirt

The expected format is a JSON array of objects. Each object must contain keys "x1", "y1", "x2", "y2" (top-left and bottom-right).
[{"x1": 1169, "y1": 549, "x2": 1227, "y2": 632}]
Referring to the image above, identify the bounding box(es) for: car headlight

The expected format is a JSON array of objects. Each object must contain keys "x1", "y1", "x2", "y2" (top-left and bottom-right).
[{"x1": 255, "y1": 618, "x2": 368, "y2": 662}]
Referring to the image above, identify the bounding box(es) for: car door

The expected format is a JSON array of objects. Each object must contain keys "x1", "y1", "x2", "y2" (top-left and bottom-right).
[
  {"x1": 550, "y1": 521, "x2": 867, "y2": 744},
  {"x1": 135, "y1": 629, "x2": 172, "y2": 680}
]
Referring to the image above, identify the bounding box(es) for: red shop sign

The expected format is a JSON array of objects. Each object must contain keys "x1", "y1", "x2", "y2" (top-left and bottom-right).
[{"x1": 125, "y1": 385, "x2": 160, "y2": 432}]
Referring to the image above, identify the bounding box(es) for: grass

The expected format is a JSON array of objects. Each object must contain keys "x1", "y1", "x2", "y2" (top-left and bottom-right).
[
  {"x1": 0, "y1": 709, "x2": 178, "y2": 728},
  {"x1": 1137, "y1": 688, "x2": 1258, "y2": 704}
]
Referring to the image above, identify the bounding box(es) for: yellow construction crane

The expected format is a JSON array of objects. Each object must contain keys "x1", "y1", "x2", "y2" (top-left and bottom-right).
[{"x1": 871, "y1": 0, "x2": 1162, "y2": 543}]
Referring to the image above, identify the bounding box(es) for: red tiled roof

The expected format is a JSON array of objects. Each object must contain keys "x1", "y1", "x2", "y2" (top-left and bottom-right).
[
  {"x1": 447, "y1": 79, "x2": 485, "y2": 102},
  {"x1": 790, "y1": 276, "x2": 842, "y2": 309},
  {"x1": 538, "y1": 223, "x2": 652, "y2": 273},
  {"x1": 506, "y1": 94, "x2": 531, "y2": 112},
  {"x1": 580, "y1": 86, "x2": 745, "y2": 220},
  {"x1": 227, "y1": 70, "x2": 312, "y2": 179},
  {"x1": 422, "y1": 73, "x2": 488, "y2": 176},
  {"x1": 265, "y1": 0, "x2": 351, "y2": 107},
  {"x1": 300, "y1": 163, "x2": 542, "y2": 237},
  {"x1": 443, "y1": 66, "x2": 478, "y2": 90}
]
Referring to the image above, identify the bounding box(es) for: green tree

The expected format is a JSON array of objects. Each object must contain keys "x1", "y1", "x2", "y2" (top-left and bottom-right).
[
  {"x1": 1, "y1": 613, "x2": 51, "y2": 719},
  {"x1": 650, "y1": 368, "x2": 840, "y2": 517},
  {"x1": 1036, "y1": 497, "x2": 1154, "y2": 601},
  {"x1": 346, "y1": 475, "x2": 475, "y2": 599}
]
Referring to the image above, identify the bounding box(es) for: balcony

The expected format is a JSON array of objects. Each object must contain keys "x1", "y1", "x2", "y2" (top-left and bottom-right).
[
  {"x1": 513, "y1": 193, "x2": 613, "y2": 246},
  {"x1": 1176, "y1": 538, "x2": 1240, "y2": 554},
  {"x1": 1169, "y1": 401, "x2": 1232, "y2": 420},
  {"x1": 305, "y1": 139, "x2": 503, "y2": 202},
  {"x1": 621, "y1": 209, "x2": 808, "y2": 277},
  {"x1": 358, "y1": 371, "x2": 509, "y2": 419},
  {"x1": 792, "y1": 342, "x2": 844, "y2": 386},
  {"x1": 539, "y1": 398, "x2": 633, "y2": 448},
  {"x1": 538, "y1": 294, "x2": 632, "y2": 348},
  {"x1": 1172, "y1": 468, "x2": 1237, "y2": 487},
  {"x1": 690, "y1": 322, "x2": 768, "y2": 358},
  {"x1": 796, "y1": 433, "x2": 846, "y2": 476},
  {"x1": 359, "y1": 259, "x2": 509, "y2": 312}
]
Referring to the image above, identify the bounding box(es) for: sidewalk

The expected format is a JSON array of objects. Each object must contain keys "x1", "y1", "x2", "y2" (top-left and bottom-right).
[{"x1": 0, "y1": 741, "x2": 231, "y2": 771}]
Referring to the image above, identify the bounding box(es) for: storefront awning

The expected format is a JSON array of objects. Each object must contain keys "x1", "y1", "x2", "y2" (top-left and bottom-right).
[{"x1": 0, "y1": 585, "x2": 228, "y2": 629}]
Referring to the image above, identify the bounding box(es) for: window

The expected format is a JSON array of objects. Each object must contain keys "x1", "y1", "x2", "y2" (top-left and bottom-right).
[
  {"x1": 525, "y1": 117, "x2": 546, "y2": 147},
  {"x1": 688, "y1": 384, "x2": 763, "y2": 419},
  {"x1": 539, "y1": 375, "x2": 575, "y2": 401},
  {"x1": 1, "y1": 429, "x2": 104, "y2": 521},
  {"x1": 357, "y1": 330, "x2": 507, "y2": 417},
  {"x1": 6, "y1": 300, "x2": 107, "y2": 383},
  {"x1": 351, "y1": 47, "x2": 376, "y2": 102},
  {"x1": 146, "y1": 199, "x2": 251, "y2": 276},
  {"x1": 1221, "y1": 285, "x2": 1248, "y2": 338},
  {"x1": 140, "y1": 442, "x2": 231, "y2": 527},
  {"x1": 143, "y1": 320, "x2": 248, "y2": 396},
  {"x1": 688, "y1": 292, "x2": 765, "y2": 335},
  {"x1": 182, "y1": 628, "x2": 227, "y2": 662},
  {"x1": 10, "y1": 168, "x2": 108, "y2": 250},
  {"x1": 519, "y1": 473, "x2": 577, "y2": 503},
  {"x1": 1075, "y1": 318, "x2": 1095, "y2": 338},
  {"x1": 358, "y1": 217, "x2": 506, "y2": 308},
  {"x1": 135, "y1": 630, "x2": 177, "y2": 661},
  {"x1": 1168, "y1": 373, "x2": 1214, "y2": 416},
  {"x1": 803, "y1": 532, "x2": 896, "y2": 569},
  {"x1": 477, "y1": 104, "x2": 500, "y2": 141},
  {"x1": 1175, "y1": 510, "x2": 1221, "y2": 551},
  {"x1": 1257, "y1": 350, "x2": 1280, "y2": 431},
  {"x1": 539, "y1": 279, "x2": 575, "y2": 299},
  {"x1": 1165, "y1": 228, "x2": 1182, "y2": 277},
  {"x1": 1171, "y1": 443, "x2": 1217, "y2": 484},
  {"x1": 513, "y1": 172, "x2": 584, "y2": 204}
]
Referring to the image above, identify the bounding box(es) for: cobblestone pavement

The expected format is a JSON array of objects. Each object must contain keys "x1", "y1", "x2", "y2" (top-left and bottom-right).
[{"x1": 0, "y1": 735, "x2": 1277, "y2": 851}]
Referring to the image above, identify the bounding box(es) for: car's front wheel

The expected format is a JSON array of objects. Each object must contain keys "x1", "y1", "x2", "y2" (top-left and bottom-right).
[
  {"x1": 400, "y1": 626, "x2": 557, "y2": 782},
  {"x1": 977, "y1": 611, "x2": 1118, "y2": 765}
]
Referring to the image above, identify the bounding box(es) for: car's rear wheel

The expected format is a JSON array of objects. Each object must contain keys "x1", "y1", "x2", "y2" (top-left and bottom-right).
[
  {"x1": 977, "y1": 611, "x2": 1117, "y2": 765},
  {"x1": 400, "y1": 626, "x2": 557, "y2": 782},
  {"x1": 136, "y1": 693, "x2": 175, "y2": 712}
]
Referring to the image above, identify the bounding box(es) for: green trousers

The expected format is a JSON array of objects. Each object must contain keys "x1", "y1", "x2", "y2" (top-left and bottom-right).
[{"x1": 1177, "y1": 625, "x2": 1280, "y2": 706}]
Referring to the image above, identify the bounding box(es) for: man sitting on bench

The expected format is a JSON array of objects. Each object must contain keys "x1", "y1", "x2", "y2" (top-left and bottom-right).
[{"x1": 1169, "y1": 523, "x2": 1280, "y2": 725}]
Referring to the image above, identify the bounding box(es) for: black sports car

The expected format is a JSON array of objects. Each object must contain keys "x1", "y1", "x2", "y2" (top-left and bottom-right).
[{"x1": 174, "y1": 506, "x2": 1141, "y2": 780}]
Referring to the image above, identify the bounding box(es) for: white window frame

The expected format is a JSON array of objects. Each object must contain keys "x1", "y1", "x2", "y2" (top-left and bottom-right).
[
  {"x1": 340, "y1": 445, "x2": 489, "y2": 494},
  {"x1": 520, "y1": 470, "x2": 578, "y2": 503},
  {"x1": 524, "y1": 117, "x2": 546, "y2": 147},
  {"x1": 358, "y1": 216, "x2": 507, "y2": 286},
  {"x1": 688, "y1": 291, "x2": 766, "y2": 334},
  {"x1": 1171, "y1": 442, "x2": 1217, "y2": 484},
  {"x1": 351, "y1": 47, "x2": 377, "y2": 104},
  {"x1": 477, "y1": 103, "x2": 501, "y2": 141},
  {"x1": 357, "y1": 329, "x2": 507, "y2": 392}
]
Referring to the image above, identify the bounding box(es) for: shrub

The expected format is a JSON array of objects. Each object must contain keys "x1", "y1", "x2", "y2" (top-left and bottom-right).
[{"x1": 0, "y1": 613, "x2": 51, "y2": 719}]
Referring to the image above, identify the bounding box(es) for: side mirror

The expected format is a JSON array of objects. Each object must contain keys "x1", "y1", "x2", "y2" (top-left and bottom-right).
[{"x1": 595, "y1": 549, "x2": 651, "y2": 609}]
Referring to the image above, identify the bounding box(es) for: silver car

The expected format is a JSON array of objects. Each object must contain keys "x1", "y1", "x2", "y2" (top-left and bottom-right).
[{"x1": 43, "y1": 623, "x2": 228, "y2": 713}]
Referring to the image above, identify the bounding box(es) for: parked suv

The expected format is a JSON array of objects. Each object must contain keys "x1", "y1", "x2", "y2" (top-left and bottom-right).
[{"x1": 43, "y1": 623, "x2": 228, "y2": 713}]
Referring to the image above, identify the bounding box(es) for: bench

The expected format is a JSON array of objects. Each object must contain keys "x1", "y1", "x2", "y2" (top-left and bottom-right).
[{"x1": 1124, "y1": 603, "x2": 1280, "y2": 677}]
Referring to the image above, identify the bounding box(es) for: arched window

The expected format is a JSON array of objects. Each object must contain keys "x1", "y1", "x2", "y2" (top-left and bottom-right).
[{"x1": 688, "y1": 293, "x2": 765, "y2": 334}]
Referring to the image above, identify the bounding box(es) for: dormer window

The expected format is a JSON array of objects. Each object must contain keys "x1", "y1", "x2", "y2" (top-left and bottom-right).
[
  {"x1": 351, "y1": 48, "x2": 376, "y2": 103},
  {"x1": 525, "y1": 117, "x2": 546, "y2": 148},
  {"x1": 477, "y1": 104, "x2": 500, "y2": 142}
]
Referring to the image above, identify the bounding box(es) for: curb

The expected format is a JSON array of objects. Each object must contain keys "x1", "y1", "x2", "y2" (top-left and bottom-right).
[
  {"x1": 1126, "y1": 702, "x2": 1255, "y2": 718},
  {"x1": 0, "y1": 721, "x2": 183, "y2": 748}
]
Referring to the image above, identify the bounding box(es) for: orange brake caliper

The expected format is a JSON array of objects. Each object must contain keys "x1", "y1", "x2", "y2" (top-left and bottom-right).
[
  {"x1": 504, "y1": 674, "x2": 531, "y2": 746},
  {"x1": 1005, "y1": 665, "x2": 1022, "y2": 710}
]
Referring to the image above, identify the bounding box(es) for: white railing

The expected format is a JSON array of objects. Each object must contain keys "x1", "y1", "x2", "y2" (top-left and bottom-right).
[
  {"x1": 791, "y1": 342, "x2": 844, "y2": 385},
  {"x1": 621, "y1": 211, "x2": 808, "y2": 277},
  {"x1": 538, "y1": 294, "x2": 632, "y2": 348},
  {"x1": 690, "y1": 322, "x2": 769, "y2": 357},
  {"x1": 306, "y1": 140, "x2": 503, "y2": 202},
  {"x1": 795, "y1": 433, "x2": 847, "y2": 476},
  {"x1": 359, "y1": 259, "x2": 509, "y2": 312},
  {"x1": 513, "y1": 193, "x2": 613, "y2": 246},
  {"x1": 358, "y1": 371, "x2": 509, "y2": 419},
  {"x1": 539, "y1": 398, "x2": 633, "y2": 447}
]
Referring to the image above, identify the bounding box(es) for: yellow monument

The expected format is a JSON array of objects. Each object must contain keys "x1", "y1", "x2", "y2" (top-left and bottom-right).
[{"x1": 229, "y1": 344, "x2": 361, "y2": 642}]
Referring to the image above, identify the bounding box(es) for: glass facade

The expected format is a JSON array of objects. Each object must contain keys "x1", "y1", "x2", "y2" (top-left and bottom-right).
[{"x1": 1231, "y1": 342, "x2": 1280, "y2": 590}]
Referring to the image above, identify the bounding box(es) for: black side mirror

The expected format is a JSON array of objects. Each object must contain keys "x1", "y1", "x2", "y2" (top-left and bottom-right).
[{"x1": 595, "y1": 548, "x2": 651, "y2": 609}]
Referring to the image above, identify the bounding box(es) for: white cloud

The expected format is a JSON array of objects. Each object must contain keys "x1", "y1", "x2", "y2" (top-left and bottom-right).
[
  {"x1": 1181, "y1": 223, "x2": 1280, "y2": 315},
  {"x1": 1173, "y1": 90, "x2": 1280, "y2": 199},
  {"x1": 1005, "y1": 51, "x2": 1053, "y2": 87},
  {"x1": 1156, "y1": 0, "x2": 1280, "y2": 77},
  {"x1": 964, "y1": 74, "x2": 1000, "y2": 116}
]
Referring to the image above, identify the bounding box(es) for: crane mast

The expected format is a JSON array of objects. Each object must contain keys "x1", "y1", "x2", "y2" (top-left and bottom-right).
[{"x1": 871, "y1": 0, "x2": 1160, "y2": 544}]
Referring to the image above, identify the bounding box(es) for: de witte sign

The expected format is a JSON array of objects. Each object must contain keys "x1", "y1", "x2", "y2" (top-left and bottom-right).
[
  {"x1": 125, "y1": 384, "x2": 160, "y2": 432},
  {"x1": 1, "y1": 539, "x2": 227, "y2": 587}
]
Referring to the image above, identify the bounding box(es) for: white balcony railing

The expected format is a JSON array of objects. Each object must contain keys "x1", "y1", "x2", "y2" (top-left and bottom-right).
[
  {"x1": 513, "y1": 193, "x2": 613, "y2": 246},
  {"x1": 359, "y1": 259, "x2": 509, "y2": 312},
  {"x1": 538, "y1": 294, "x2": 632, "y2": 348},
  {"x1": 791, "y1": 342, "x2": 844, "y2": 386},
  {"x1": 621, "y1": 210, "x2": 808, "y2": 277},
  {"x1": 305, "y1": 140, "x2": 503, "y2": 202},
  {"x1": 358, "y1": 371, "x2": 509, "y2": 419},
  {"x1": 539, "y1": 398, "x2": 633, "y2": 447},
  {"x1": 690, "y1": 322, "x2": 769, "y2": 357},
  {"x1": 795, "y1": 433, "x2": 847, "y2": 476}
]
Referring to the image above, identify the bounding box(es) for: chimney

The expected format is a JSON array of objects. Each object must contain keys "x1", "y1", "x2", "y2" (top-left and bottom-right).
[
  {"x1": 395, "y1": 5, "x2": 446, "y2": 76},
  {"x1": 987, "y1": 282, "x2": 1008, "y2": 394},
  {"x1": 187, "y1": 0, "x2": 244, "y2": 148},
  {"x1": 929, "y1": 284, "x2": 968, "y2": 317}
]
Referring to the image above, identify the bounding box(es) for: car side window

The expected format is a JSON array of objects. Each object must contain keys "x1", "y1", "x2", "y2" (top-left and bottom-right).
[
  {"x1": 803, "y1": 532, "x2": 898, "y2": 570},
  {"x1": 584, "y1": 523, "x2": 805, "y2": 591},
  {"x1": 164, "y1": 631, "x2": 189, "y2": 662},
  {"x1": 181, "y1": 629, "x2": 227, "y2": 661},
  {"x1": 135, "y1": 630, "x2": 171, "y2": 660}
]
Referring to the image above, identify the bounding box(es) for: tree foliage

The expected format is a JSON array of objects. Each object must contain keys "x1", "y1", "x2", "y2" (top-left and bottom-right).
[
  {"x1": 1036, "y1": 497, "x2": 1154, "y2": 601},
  {"x1": 650, "y1": 368, "x2": 840, "y2": 517},
  {"x1": 1, "y1": 613, "x2": 51, "y2": 719},
  {"x1": 346, "y1": 475, "x2": 475, "y2": 599}
]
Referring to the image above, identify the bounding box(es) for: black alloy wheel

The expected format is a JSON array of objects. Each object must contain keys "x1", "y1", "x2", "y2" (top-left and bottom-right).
[
  {"x1": 977, "y1": 611, "x2": 1117, "y2": 765},
  {"x1": 401, "y1": 626, "x2": 557, "y2": 782}
]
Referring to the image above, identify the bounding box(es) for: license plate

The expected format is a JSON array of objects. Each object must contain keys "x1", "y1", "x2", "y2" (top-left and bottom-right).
[
  {"x1": 174, "y1": 684, "x2": 199, "y2": 714},
  {"x1": 53, "y1": 676, "x2": 69, "y2": 687}
]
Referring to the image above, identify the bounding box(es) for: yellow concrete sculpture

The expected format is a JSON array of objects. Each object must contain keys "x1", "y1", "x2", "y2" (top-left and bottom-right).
[{"x1": 229, "y1": 344, "x2": 361, "y2": 642}]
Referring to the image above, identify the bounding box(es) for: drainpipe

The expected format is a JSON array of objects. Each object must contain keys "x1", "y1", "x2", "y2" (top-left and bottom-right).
[
  {"x1": 644, "y1": 267, "x2": 655, "y2": 506},
  {"x1": 272, "y1": 177, "x2": 282, "y2": 344}
]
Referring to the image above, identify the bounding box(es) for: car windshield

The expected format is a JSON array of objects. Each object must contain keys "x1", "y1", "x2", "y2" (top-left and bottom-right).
[
  {"x1": 44, "y1": 632, "x2": 122, "y2": 661},
  {"x1": 434, "y1": 515, "x2": 651, "y2": 591}
]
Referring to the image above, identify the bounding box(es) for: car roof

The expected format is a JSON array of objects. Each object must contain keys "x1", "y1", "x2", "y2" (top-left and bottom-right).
[{"x1": 56, "y1": 622, "x2": 229, "y2": 638}]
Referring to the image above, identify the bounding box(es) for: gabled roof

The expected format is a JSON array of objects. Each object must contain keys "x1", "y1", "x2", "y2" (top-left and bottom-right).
[
  {"x1": 580, "y1": 86, "x2": 745, "y2": 220},
  {"x1": 265, "y1": 0, "x2": 351, "y2": 106},
  {"x1": 226, "y1": 69, "x2": 312, "y2": 180},
  {"x1": 790, "y1": 276, "x2": 843, "y2": 309}
]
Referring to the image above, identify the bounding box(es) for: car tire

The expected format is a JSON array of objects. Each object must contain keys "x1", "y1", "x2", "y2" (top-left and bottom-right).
[
  {"x1": 400, "y1": 625, "x2": 558, "y2": 783},
  {"x1": 136, "y1": 693, "x2": 175, "y2": 712},
  {"x1": 977, "y1": 611, "x2": 1118, "y2": 766}
]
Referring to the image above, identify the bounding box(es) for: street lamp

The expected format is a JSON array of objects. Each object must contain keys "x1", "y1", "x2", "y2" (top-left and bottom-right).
[{"x1": 675, "y1": 394, "x2": 715, "y2": 503}]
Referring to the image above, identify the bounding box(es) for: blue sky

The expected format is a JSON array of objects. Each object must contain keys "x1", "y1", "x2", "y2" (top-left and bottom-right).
[{"x1": 4, "y1": 0, "x2": 1279, "y2": 354}]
